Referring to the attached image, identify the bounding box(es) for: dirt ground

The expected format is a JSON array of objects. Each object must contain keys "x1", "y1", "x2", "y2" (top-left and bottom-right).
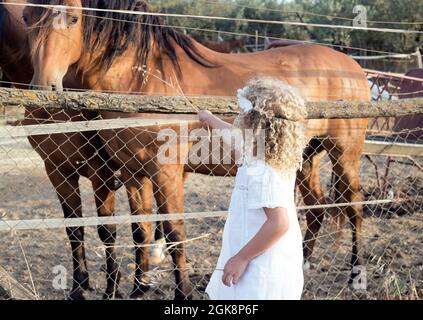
[{"x1": 0, "y1": 126, "x2": 422, "y2": 300}]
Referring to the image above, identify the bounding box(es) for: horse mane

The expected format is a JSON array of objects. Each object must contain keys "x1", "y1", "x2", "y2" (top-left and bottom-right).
[
  {"x1": 30, "y1": 0, "x2": 216, "y2": 76},
  {"x1": 0, "y1": 3, "x2": 5, "y2": 40}
]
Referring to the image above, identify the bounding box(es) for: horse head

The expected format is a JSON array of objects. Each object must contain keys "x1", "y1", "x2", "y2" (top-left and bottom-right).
[
  {"x1": 23, "y1": 0, "x2": 83, "y2": 91},
  {"x1": 24, "y1": 0, "x2": 215, "y2": 92}
]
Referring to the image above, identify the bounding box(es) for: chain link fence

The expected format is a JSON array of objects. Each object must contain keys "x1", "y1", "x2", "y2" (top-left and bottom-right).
[{"x1": 0, "y1": 81, "x2": 422, "y2": 300}]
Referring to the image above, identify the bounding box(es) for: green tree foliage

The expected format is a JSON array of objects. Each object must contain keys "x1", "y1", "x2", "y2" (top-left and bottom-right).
[{"x1": 148, "y1": 0, "x2": 423, "y2": 54}]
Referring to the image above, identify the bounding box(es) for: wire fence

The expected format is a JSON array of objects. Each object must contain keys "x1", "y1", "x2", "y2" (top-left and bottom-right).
[
  {"x1": 0, "y1": 78, "x2": 422, "y2": 300},
  {"x1": 11, "y1": 2, "x2": 423, "y2": 35},
  {"x1": 0, "y1": 2, "x2": 422, "y2": 300},
  {"x1": 3, "y1": 1, "x2": 421, "y2": 58}
]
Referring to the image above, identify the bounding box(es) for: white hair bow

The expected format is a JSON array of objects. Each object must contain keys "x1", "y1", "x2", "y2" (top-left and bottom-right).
[{"x1": 237, "y1": 88, "x2": 253, "y2": 113}]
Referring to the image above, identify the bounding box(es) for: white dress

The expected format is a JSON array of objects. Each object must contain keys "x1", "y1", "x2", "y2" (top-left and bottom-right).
[{"x1": 206, "y1": 160, "x2": 304, "y2": 300}]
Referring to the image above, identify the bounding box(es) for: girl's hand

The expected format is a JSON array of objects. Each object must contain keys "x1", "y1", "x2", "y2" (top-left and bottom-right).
[
  {"x1": 222, "y1": 255, "x2": 249, "y2": 287},
  {"x1": 198, "y1": 110, "x2": 213, "y2": 123}
]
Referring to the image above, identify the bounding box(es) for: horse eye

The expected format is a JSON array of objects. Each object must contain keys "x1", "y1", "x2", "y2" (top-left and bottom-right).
[
  {"x1": 22, "y1": 15, "x2": 29, "y2": 25},
  {"x1": 69, "y1": 15, "x2": 79, "y2": 25}
]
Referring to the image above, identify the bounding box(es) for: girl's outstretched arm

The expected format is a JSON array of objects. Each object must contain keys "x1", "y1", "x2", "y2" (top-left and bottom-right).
[
  {"x1": 222, "y1": 208, "x2": 290, "y2": 287},
  {"x1": 198, "y1": 110, "x2": 244, "y2": 159},
  {"x1": 198, "y1": 110, "x2": 233, "y2": 131}
]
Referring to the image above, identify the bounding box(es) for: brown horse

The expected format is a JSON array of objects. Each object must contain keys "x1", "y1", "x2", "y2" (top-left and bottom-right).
[
  {"x1": 24, "y1": 0, "x2": 371, "y2": 299},
  {"x1": 0, "y1": 0, "x2": 142, "y2": 300}
]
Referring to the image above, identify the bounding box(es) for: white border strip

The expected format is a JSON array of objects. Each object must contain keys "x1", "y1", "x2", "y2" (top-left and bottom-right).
[{"x1": 0, "y1": 199, "x2": 404, "y2": 232}]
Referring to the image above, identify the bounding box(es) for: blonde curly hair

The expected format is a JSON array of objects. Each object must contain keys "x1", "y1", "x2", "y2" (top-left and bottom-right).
[{"x1": 235, "y1": 78, "x2": 309, "y2": 175}]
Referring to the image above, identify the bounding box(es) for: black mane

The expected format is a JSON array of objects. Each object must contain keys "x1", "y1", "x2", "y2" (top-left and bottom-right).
[
  {"x1": 86, "y1": 0, "x2": 216, "y2": 74},
  {"x1": 0, "y1": 2, "x2": 5, "y2": 40}
]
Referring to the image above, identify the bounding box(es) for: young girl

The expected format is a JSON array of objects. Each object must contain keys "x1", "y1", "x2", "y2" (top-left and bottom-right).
[{"x1": 198, "y1": 78, "x2": 308, "y2": 300}]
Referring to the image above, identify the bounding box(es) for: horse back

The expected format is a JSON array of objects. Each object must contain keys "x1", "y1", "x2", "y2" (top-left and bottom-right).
[{"x1": 176, "y1": 43, "x2": 371, "y2": 104}]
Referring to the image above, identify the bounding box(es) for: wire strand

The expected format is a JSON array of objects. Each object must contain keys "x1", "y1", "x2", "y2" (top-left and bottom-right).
[
  {"x1": 4, "y1": 2, "x2": 423, "y2": 34},
  {"x1": 187, "y1": 0, "x2": 423, "y2": 26},
  {"x1": 80, "y1": 12, "x2": 413, "y2": 56},
  {"x1": 2, "y1": 2, "x2": 415, "y2": 57}
]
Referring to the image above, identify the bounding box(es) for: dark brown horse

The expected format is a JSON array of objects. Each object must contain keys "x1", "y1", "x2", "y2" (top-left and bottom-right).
[
  {"x1": 0, "y1": 1, "x2": 33, "y2": 86},
  {"x1": 201, "y1": 38, "x2": 246, "y2": 53},
  {"x1": 265, "y1": 39, "x2": 305, "y2": 50},
  {"x1": 24, "y1": 0, "x2": 371, "y2": 299},
  {"x1": 0, "y1": 0, "x2": 142, "y2": 300},
  {"x1": 394, "y1": 69, "x2": 423, "y2": 141}
]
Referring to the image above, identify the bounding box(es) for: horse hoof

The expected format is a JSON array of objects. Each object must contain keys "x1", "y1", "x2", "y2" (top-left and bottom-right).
[
  {"x1": 174, "y1": 287, "x2": 193, "y2": 300},
  {"x1": 74, "y1": 273, "x2": 91, "y2": 292},
  {"x1": 129, "y1": 288, "x2": 149, "y2": 300},
  {"x1": 174, "y1": 292, "x2": 193, "y2": 301},
  {"x1": 130, "y1": 279, "x2": 157, "y2": 299},
  {"x1": 80, "y1": 281, "x2": 94, "y2": 292},
  {"x1": 103, "y1": 291, "x2": 124, "y2": 300},
  {"x1": 68, "y1": 290, "x2": 86, "y2": 301},
  {"x1": 129, "y1": 290, "x2": 145, "y2": 300},
  {"x1": 303, "y1": 260, "x2": 311, "y2": 272}
]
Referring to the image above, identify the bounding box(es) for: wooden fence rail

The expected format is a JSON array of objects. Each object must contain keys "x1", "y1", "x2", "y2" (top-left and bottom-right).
[{"x1": 1, "y1": 88, "x2": 423, "y2": 119}]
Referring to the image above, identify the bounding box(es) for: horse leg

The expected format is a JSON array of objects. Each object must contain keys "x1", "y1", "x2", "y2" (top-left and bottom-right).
[
  {"x1": 330, "y1": 152, "x2": 364, "y2": 285},
  {"x1": 150, "y1": 221, "x2": 167, "y2": 267},
  {"x1": 45, "y1": 163, "x2": 90, "y2": 300},
  {"x1": 149, "y1": 173, "x2": 192, "y2": 263},
  {"x1": 152, "y1": 167, "x2": 192, "y2": 300},
  {"x1": 90, "y1": 167, "x2": 122, "y2": 300},
  {"x1": 155, "y1": 222, "x2": 164, "y2": 240},
  {"x1": 120, "y1": 170, "x2": 154, "y2": 299},
  {"x1": 297, "y1": 145, "x2": 328, "y2": 271}
]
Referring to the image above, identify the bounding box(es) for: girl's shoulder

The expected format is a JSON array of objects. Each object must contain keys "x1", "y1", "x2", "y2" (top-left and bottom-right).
[
  {"x1": 246, "y1": 161, "x2": 295, "y2": 210},
  {"x1": 246, "y1": 160, "x2": 295, "y2": 182}
]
